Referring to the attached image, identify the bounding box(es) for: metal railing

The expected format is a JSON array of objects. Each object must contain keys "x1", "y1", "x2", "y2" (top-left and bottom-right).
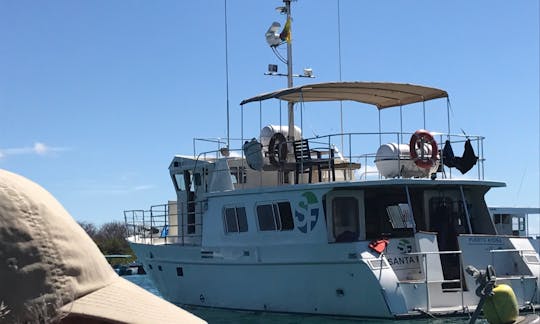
[
  {"x1": 490, "y1": 248, "x2": 539, "y2": 275},
  {"x1": 405, "y1": 250, "x2": 465, "y2": 313},
  {"x1": 189, "y1": 131, "x2": 485, "y2": 183},
  {"x1": 124, "y1": 201, "x2": 205, "y2": 246},
  {"x1": 401, "y1": 247, "x2": 539, "y2": 314}
]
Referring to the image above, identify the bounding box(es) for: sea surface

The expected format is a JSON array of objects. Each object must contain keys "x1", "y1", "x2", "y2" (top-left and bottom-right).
[{"x1": 125, "y1": 274, "x2": 483, "y2": 323}]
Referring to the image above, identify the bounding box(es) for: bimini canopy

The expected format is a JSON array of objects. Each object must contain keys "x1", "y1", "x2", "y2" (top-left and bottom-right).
[{"x1": 240, "y1": 82, "x2": 448, "y2": 109}]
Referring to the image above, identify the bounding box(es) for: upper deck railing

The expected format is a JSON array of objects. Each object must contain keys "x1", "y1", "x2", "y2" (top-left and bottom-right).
[{"x1": 191, "y1": 130, "x2": 485, "y2": 183}]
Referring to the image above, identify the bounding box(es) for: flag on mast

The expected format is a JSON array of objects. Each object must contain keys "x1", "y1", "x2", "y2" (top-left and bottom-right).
[{"x1": 280, "y1": 18, "x2": 291, "y2": 43}]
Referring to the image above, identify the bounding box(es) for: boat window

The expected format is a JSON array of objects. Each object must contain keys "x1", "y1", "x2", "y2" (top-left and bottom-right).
[
  {"x1": 512, "y1": 216, "x2": 525, "y2": 232},
  {"x1": 332, "y1": 197, "x2": 359, "y2": 242},
  {"x1": 176, "y1": 171, "x2": 195, "y2": 192},
  {"x1": 174, "y1": 173, "x2": 185, "y2": 191},
  {"x1": 230, "y1": 166, "x2": 247, "y2": 184},
  {"x1": 256, "y1": 202, "x2": 294, "y2": 231},
  {"x1": 493, "y1": 214, "x2": 509, "y2": 225},
  {"x1": 493, "y1": 213, "x2": 513, "y2": 235},
  {"x1": 277, "y1": 202, "x2": 294, "y2": 230},
  {"x1": 257, "y1": 204, "x2": 276, "y2": 231},
  {"x1": 364, "y1": 188, "x2": 419, "y2": 239},
  {"x1": 386, "y1": 204, "x2": 415, "y2": 229},
  {"x1": 224, "y1": 207, "x2": 248, "y2": 233},
  {"x1": 194, "y1": 173, "x2": 202, "y2": 186}
]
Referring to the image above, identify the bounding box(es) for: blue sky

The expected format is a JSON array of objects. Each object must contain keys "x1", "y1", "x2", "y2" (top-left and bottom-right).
[{"x1": 1, "y1": 1, "x2": 538, "y2": 225}]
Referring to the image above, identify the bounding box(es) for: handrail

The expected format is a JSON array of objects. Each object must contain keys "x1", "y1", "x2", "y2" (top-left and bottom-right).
[
  {"x1": 189, "y1": 131, "x2": 485, "y2": 182},
  {"x1": 124, "y1": 201, "x2": 206, "y2": 246},
  {"x1": 402, "y1": 247, "x2": 538, "y2": 314},
  {"x1": 407, "y1": 250, "x2": 462, "y2": 255},
  {"x1": 489, "y1": 248, "x2": 538, "y2": 274},
  {"x1": 489, "y1": 249, "x2": 537, "y2": 253},
  {"x1": 405, "y1": 250, "x2": 465, "y2": 313}
]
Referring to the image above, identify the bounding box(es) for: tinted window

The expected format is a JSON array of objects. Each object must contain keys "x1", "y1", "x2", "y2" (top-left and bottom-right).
[
  {"x1": 277, "y1": 202, "x2": 294, "y2": 230},
  {"x1": 225, "y1": 208, "x2": 238, "y2": 232},
  {"x1": 224, "y1": 207, "x2": 248, "y2": 233},
  {"x1": 257, "y1": 205, "x2": 276, "y2": 231},
  {"x1": 333, "y1": 197, "x2": 359, "y2": 241},
  {"x1": 257, "y1": 202, "x2": 294, "y2": 231},
  {"x1": 237, "y1": 207, "x2": 248, "y2": 232}
]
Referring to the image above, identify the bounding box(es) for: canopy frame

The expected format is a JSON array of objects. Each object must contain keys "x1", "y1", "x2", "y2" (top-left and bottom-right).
[{"x1": 240, "y1": 81, "x2": 448, "y2": 109}]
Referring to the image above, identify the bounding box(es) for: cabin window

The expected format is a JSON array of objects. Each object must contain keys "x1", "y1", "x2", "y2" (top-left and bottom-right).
[
  {"x1": 174, "y1": 173, "x2": 185, "y2": 191},
  {"x1": 512, "y1": 216, "x2": 525, "y2": 232},
  {"x1": 364, "y1": 187, "x2": 420, "y2": 239},
  {"x1": 230, "y1": 166, "x2": 247, "y2": 184},
  {"x1": 256, "y1": 202, "x2": 294, "y2": 231},
  {"x1": 493, "y1": 214, "x2": 510, "y2": 225},
  {"x1": 332, "y1": 197, "x2": 359, "y2": 242},
  {"x1": 386, "y1": 204, "x2": 415, "y2": 229},
  {"x1": 175, "y1": 171, "x2": 196, "y2": 192},
  {"x1": 194, "y1": 173, "x2": 202, "y2": 186},
  {"x1": 224, "y1": 207, "x2": 248, "y2": 233},
  {"x1": 257, "y1": 205, "x2": 276, "y2": 230}
]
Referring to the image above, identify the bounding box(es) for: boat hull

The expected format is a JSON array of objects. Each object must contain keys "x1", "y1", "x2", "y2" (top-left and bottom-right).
[
  {"x1": 130, "y1": 242, "x2": 407, "y2": 318},
  {"x1": 130, "y1": 233, "x2": 540, "y2": 318}
]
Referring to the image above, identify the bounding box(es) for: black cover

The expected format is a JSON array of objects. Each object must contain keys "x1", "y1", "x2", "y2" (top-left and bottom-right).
[{"x1": 442, "y1": 139, "x2": 478, "y2": 174}]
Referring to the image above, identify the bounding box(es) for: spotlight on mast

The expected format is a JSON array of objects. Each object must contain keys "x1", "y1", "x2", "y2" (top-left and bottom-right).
[{"x1": 265, "y1": 22, "x2": 282, "y2": 47}]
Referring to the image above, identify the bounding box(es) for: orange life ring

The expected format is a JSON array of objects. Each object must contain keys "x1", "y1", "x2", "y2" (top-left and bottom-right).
[{"x1": 409, "y1": 129, "x2": 438, "y2": 169}]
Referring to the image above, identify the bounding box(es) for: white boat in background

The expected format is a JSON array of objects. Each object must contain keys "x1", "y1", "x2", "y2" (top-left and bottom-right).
[
  {"x1": 124, "y1": 1, "x2": 540, "y2": 319},
  {"x1": 490, "y1": 207, "x2": 540, "y2": 253},
  {"x1": 490, "y1": 207, "x2": 540, "y2": 238}
]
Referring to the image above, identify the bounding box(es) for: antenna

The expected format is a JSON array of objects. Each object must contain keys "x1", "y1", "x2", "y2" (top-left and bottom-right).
[
  {"x1": 224, "y1": 0, "x2": 231, "y2": 149},
  {"x1": 337, "y1": 0, "x2": 344, "y2": 151},
  {"x1": 284, "y1": 0, "x2": 294, "y2": 141}
]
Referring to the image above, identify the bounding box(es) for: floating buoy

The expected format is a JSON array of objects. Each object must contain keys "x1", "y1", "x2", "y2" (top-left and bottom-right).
[{"x1": 482, "y1": 284, "x2": 519, "y2": 324}]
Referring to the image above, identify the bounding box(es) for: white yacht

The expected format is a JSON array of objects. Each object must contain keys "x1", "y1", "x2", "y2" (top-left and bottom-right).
[
  {"x1": 490, "y1": 207, "x2": 540, "y2": 238},
  {"x1": 124, "y1": 1, "x2": 540, "y2": 319}
]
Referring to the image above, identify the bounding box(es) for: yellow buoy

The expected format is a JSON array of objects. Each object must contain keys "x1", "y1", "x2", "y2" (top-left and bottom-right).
[{"x1": 483, "y1": 284, "x2": 519, "y2": 324}]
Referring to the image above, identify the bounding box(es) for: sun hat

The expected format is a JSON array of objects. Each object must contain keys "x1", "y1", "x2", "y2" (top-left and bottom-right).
[{"x1": 0, "y1": 169, "x2": 206, "y2": 323}]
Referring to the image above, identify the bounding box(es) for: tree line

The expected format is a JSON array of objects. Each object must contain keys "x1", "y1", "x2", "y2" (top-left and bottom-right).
[{"x1": 78, "y1": 221, "x2": 135, "y2": 264}]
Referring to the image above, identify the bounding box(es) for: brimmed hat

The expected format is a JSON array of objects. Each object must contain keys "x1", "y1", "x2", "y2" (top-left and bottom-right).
[{"x1": 0, "y1": 169, "x2": 205, "y2": 323}]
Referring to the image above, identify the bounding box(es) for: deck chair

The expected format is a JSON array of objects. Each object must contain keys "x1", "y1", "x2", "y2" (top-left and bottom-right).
[{"x1": 292, "y1": 139, "x2": 335, "y2": 184}]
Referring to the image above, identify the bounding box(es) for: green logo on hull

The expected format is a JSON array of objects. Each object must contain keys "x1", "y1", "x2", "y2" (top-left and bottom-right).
[{"x1": 295, "y1": 191, "x2": 319, "y2": 233}]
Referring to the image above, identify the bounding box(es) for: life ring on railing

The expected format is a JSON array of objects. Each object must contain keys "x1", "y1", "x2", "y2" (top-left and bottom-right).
[
  {"x1": 409, "y1": 129, "x2": 438, "y2": 169},
  {"x1": 267, "y1": 132, "x2": 288, "y2": 166}
]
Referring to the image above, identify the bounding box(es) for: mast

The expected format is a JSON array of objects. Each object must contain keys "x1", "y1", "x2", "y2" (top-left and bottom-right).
[
  {"x1": 266, "y1": 0, "x2": 307, "y2": 140},
  {"x1": 284, "y1": 0, "x2": 295, "y2": 141}
]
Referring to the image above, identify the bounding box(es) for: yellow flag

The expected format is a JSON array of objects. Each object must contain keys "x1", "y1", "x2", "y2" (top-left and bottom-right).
[{"x1": 280, "y1": 18, "x2": 291, "y2": 43}]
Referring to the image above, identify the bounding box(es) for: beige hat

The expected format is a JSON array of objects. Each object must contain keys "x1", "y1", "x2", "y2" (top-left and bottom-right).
[{"x1": 0, "y1": 169, "x2": 206, "y2": 323}]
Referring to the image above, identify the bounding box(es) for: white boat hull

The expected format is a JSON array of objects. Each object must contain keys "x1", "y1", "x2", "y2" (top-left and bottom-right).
[
  {"x1": 130, "y1": 233, "x2": 540, "y2": 318},
  {"x1": 131, "y1": 242, "x2": 408, "y2": 318}
]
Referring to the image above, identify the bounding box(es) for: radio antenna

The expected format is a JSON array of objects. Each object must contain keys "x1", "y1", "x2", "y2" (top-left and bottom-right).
[{"x1": 224, "y1": 0, "x2": 231, "y2": 149}]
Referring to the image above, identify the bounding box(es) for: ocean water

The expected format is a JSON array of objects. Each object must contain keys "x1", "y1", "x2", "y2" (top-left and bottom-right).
[{"x1": 125, "y1": 274, "x2": 482, "y2": 323}]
